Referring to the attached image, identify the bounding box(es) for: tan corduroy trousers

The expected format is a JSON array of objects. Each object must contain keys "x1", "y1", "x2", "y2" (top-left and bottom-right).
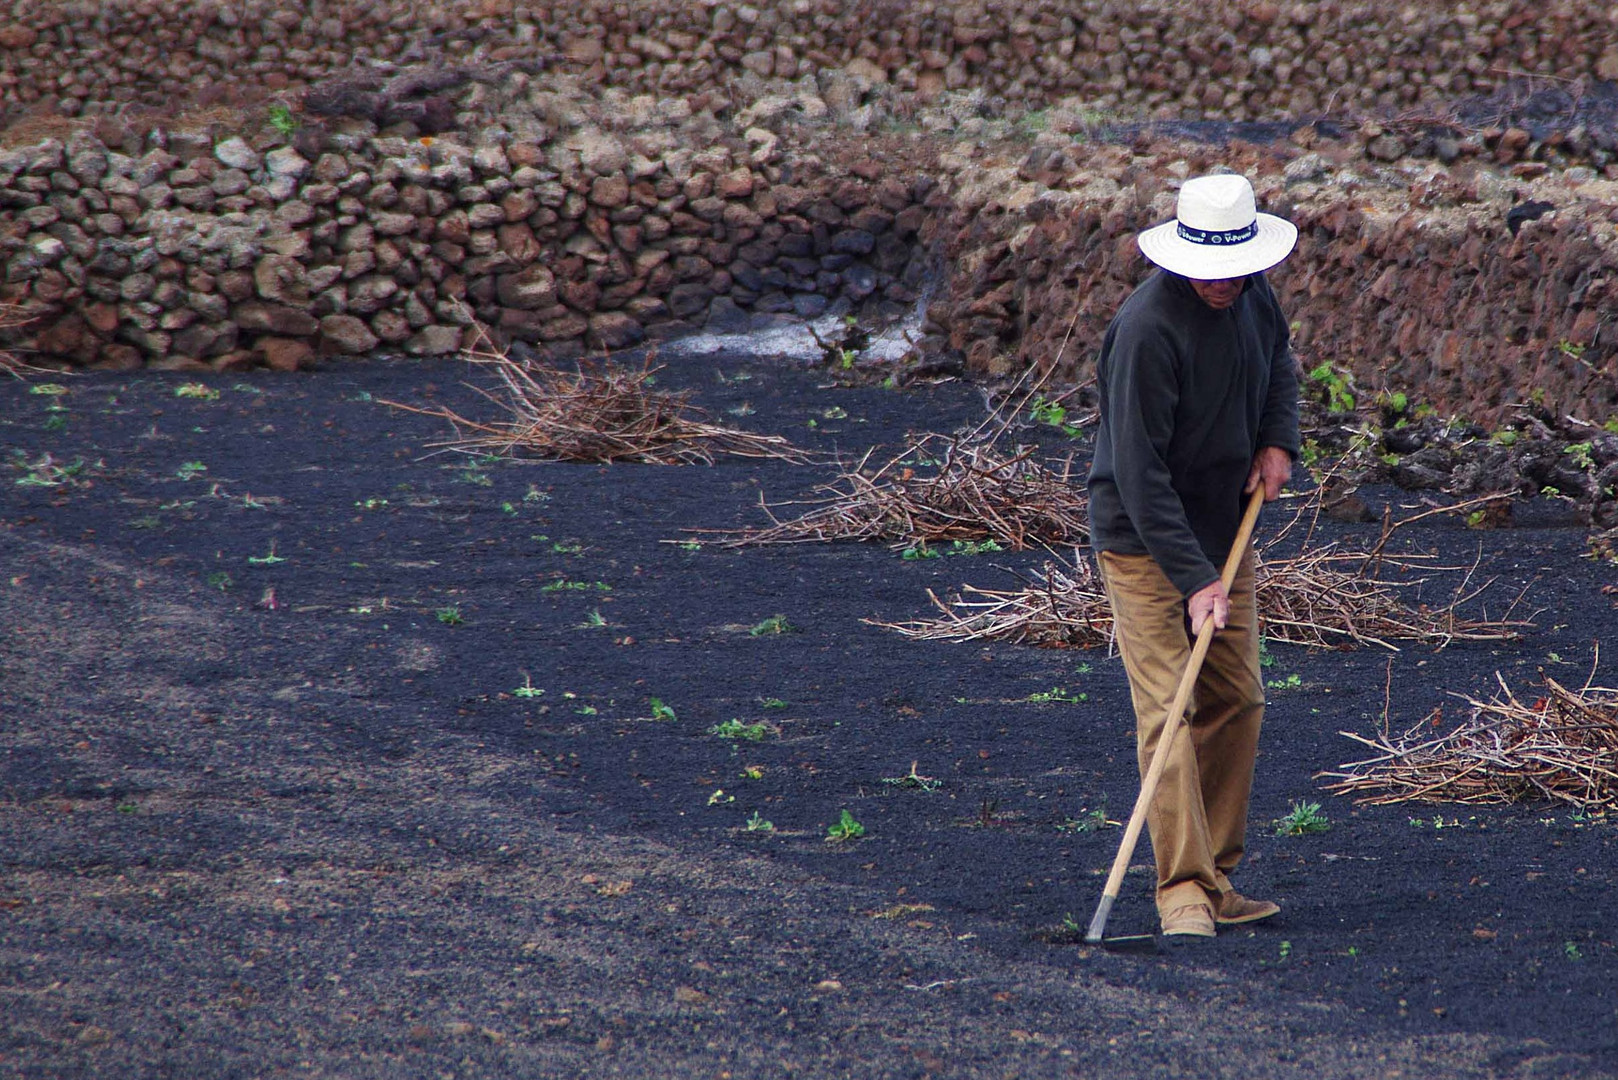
[{"x1": 1097, "y1": 546, "x2": 1264, "y2": 917}]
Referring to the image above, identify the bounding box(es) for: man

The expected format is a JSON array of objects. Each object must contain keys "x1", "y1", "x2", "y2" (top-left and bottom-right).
[{"x1": 1086, "y1": 172, "x2": 1300, "y2": 938}]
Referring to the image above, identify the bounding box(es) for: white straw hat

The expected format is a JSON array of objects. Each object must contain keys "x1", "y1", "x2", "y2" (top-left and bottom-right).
[{"x1": 1136, "y1": 174, "x2": 1297, "y2": 279}]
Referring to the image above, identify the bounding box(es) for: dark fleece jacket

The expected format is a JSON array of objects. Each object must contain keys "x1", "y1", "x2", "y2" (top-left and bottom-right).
[{"x1": 1086, "y1": 269, "x2": 1300, "y2": 598}]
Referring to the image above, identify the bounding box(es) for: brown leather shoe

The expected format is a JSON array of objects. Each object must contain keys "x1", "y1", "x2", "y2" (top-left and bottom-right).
[
  {"x1": 1216, "y1": 892, "x2": 1280, "y2": 925},
  {"x1": 1160, "y1": 903, "x2": 1216, "y2": 937}
]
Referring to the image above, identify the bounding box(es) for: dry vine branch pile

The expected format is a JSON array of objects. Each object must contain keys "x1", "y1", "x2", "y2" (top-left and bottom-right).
[
  {"x1": 722, "y1": 435, "x2": 1089, "y2": 550},
  {"x1": 1321, "y1": 675, "x2": 1618, "y2": 810},
  {"x1": 383, "y1": 336, "x2": 803, "y2": 465},
  {"x1": 872, "y1": 501, "x2": 1530, "y2": 651},
  {"x1": 1252, "y1": 543, "x2": 1531, "y2": 650},
  {"x1": 866, "y1": 558, "x2": 1112, "y2": 648}
]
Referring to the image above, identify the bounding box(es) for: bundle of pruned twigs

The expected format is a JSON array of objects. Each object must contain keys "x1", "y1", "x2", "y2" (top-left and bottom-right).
[
  {"x1": 721, "y1": 434, "x2": 1089, "y2": 551},
  {"x1": 873, "y1": 498, "x2": 1531, "y2": 651},
  {"x1": 385, "y1": 329, "x2": 804, "y2": 465},
  {"x1": 1321, "y1": 673, "x2": 1618, "y2": 810},
  {"x1": 1254, "y1": 541, "x2": 1530, "y2": 650}
]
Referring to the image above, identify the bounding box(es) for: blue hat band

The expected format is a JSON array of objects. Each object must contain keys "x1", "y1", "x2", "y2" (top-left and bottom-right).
[{"x1": 1176, "y1": 221, "x2": 1258, "y2": 246}]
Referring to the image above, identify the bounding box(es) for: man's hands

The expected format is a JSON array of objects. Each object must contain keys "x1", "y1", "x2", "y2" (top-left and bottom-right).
[
  {"x1": 1246, "y1": 445, "x2": 1292, "y2": 502},
  {"x1": 1187, "y1": 580, "x2": 1228, "y2": 635},
  {"x1": 1188, "y1": 448, "x2": 1288, "y2": 635}
]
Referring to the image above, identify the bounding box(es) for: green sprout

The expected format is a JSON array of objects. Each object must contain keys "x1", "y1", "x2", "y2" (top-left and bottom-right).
[
  {"x1": 1025, "y1": 686, "x2": 1087, "y2": 704},
  {"x1": 581, "y1": 609, "x2": 608, "y2": 628},
  {"x1": 1274, "y1": 800, "x2": 1331, "y2": 836},
  {"x1": 206, "y1": 571, "x2": 233, "y2": 592},
  {"x1": 176, "y1": 461, "x2": 208, "y2": 481},
  {"x1": 174, "y1": 382, "x2": 220, "y2": 401},
  {"x1": 649, "y1": 697, "x2": 677, "y2": 722},
  {"x1": 901, "y1": 544, "x2": 941, "y2": 560},
  {"x1": 709, "y1": 719, "x2": 771, "y2": 742},
  {"x1": 758, "y1": 697, "x2": 788, "y2": 709},
  {"x1": 825, "y1": 809, "x2": 866, "y2": 843},
  {"x1": 1564, "y1": 941, "x2": 1584, "y2": 961},
  {"x1": 707, "y1": 789, "x2": 734, "y2": 806},
  {"x1": 1306, "y1": 362, "x2": 1356, "y2": 413},
  {"x1": 1029, "y1": 394, "x2": 1082, "y2": 437},
  {"x1": 748, "y1": 614, "x2": 795, "y2": 636},
  {"x1": 266, "y1": 102, "x2": 299, "y2": 136},
  {"x1": 434, "y1": 605, "x2": 464, "y2": 626},
  {"x1": 542, "y1": 579, "x2": 610, "y2": 593},
  {"x1": 246, "y1": 542, "x2": 285, "y2": 565},
  {"x1": 880, "y1": 761, "x2": 941, "y2": 792},
  {"x1": 514, "y1": 674, "x2": 544, "y2": 698},
  {"x1": 1266, "y1": 673, "x2": 1303, "y2": 691},
  {"x1": 745, "y1": 811, "x2": 775, "y2": 832}
]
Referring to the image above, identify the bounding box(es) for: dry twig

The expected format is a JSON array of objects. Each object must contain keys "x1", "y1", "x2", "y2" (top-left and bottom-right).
[
  {"x1": 718, "y1": 433, "x2": 1089, "y2": 551},
  {"x1": 381, "y1": 327, "x2": 804, "y2": 465},
  {"x1": 1321, "y1": 673, "x2": 1618, "y2": 810},
  {"x1": 0, "y1": 303, "x2": 50, "y2": 377}
]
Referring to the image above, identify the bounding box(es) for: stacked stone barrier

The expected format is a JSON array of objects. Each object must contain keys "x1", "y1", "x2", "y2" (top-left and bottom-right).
[
  {"x1": 5, "y1": 0, "x2": 1618, "y2": 130},
  {"x1": 4, "y1": 0, "x2": 1618, "y2": 431},
  {"x1": 0, "y1": 89, "x2": 939, "y2": 373}
]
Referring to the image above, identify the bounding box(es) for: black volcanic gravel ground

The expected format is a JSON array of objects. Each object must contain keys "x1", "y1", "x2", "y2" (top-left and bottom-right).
[{"x1": 1, "y1": 351, "x2": 1615, "y2": 1080}]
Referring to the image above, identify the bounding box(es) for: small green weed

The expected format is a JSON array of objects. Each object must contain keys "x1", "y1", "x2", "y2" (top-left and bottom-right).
[
  {"x1": 710, "y1": 719, "x2": 771, "y2": 742},
  {"x1": 748, "y1": 614, "x2": 795, "y2": 636},
  {"x1": 266, "y1": 102, "x2": 299, "y2": 136},
  {"x1": 1566, "y1": 442, "x2": 1595, "y2": 471},
  {"x1": 1025, "y1": 686, "x2": 1087, "y2": 704},
  {"x1": 1266, "y1": 673, "x2": 1302, "y2": 691},
  {"x1": 901, "y1": 543, "x2": 941, "y2": 560},
  {"x1": 13, "y1": 453, "x2": 88, "y2": 488},
  {"x1": 825, "y1": 809, "x2": 866, "y2": 842},
  {"x1": 581, "y1": 609, "x2": 608, "y2": 628},
  {"x1": 246, "y1": 542, "x2": 285, "y2": 565},
  {"x1": 739, "y1": 764, "x2": 765, "y2": 780},
  {"x1": 649, "y1": 697, "x2": 677, "y2": 722},
  {"x1": 176, "y1": 461, "x2": 208, "y2": 481},
  {"x1": 1058, "y1": 803, "x2": 1114, "y2": 833},
  {"x1": 29, "y1": 383, "x2": 68, "y2": 397},
  {"x1": 745, "y1": 810, "x2": 775, "y2": 832},
  {"x1": 1306, "y1": 362, "x2": 1357, "y2": 413},
  {"x1": 460, "y1": 470, "x2": 493, "y2": 487},
  {"x1": 707, "y1": 788, "x2": 734, "y2": 806},
  {"x1": 514, "y1": 674, "x2": 544, "y2": 698},
  {"x1": 174, "y1": 382, "x2": 220, "y2": 401},
  {"x1": 542, "y1": 579, "x2": 610, "y2": 593},
  {"x1": 758, "y1": 697, "x2": 788, "y2": 709},
  {"x1": 1564, "y1": 941, "x2": 1584, "y2": 961},
  {"x1": 354, "y1": 497, "x2": 389, "y2": 510},
  {"x1": 435, "y1": 605, "x2": 464, "y2": 626},
  {"x1": 1029, "y1": 394, "x2": 1082, "y2": 437},
  {"x1": 206, "y1": 571, "x2": 232, "y2": 592},
  {"x1": 1278, "y1": 940, "x2": 1293, "y2": 961},
  {"x1": 1273, "y1": 800, "x2": 1331, "y2": 836},
  {"x1": 881, "y1": 761, "x2": 941, "y2": 792}
]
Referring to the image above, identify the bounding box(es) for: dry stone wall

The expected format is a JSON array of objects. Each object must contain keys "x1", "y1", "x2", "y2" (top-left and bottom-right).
[
  {"x1": 4, "y1": 0, "x2": 1618, "y2": 430},
  {"x1": 5, "y1": 0, "x2": 1618, "y2": 126},
  {"x1": 0, "y1": 85, "x2": 939, "y2": 373}
]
